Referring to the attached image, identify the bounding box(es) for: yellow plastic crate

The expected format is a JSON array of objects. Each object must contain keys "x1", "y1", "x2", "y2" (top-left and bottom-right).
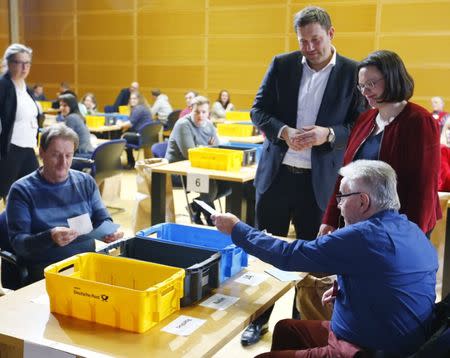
[
  {"x1": 38, "y1": 101, "x2": 53, "y2": 111},
  {"x1": 188, "y1": 147, "x2": 243, "y2": 171},
  {"x1": 225, "y1": 111, "x2": 250, "y2": 121},
  {"x1": 45, "y1": 253, "x2": 185, "y2": 333},
  {"x1": 118, "y1": 105, "x2": 130, "y2": 115},
  {"x1": 85, "y1": 115, "x2": 105, "y2": 128},
  {"x1": 217, "y1": 123, "x2": 254, "y2": 137}
]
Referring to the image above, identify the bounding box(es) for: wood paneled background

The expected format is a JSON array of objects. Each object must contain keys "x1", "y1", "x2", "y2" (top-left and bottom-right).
[{"x1": 5, "y1": 0, "x2": 449, "y2": 111}]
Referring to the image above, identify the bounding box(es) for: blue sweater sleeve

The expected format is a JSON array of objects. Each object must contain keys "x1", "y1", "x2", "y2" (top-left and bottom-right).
[{"x1": 231, "y1": 221, "x2": 367, "y2": 274}]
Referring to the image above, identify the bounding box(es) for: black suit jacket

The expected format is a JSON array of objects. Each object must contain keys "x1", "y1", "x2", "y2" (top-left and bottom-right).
[{"x1": 251, "y1": 51, "x2": 363, "y2": 210}]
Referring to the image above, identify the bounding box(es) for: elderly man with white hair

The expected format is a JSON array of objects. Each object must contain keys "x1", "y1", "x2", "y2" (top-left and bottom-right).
[{"x1": 213, "y1": 160, "x2": 438, "y2": 357}]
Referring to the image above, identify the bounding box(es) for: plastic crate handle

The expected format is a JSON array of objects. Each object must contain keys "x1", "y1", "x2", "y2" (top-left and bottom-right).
[
  {"x1": 137, "y1": 223, "x2": 164, "y2": 237},
  {"x1": 45, "y1": 254, "x2": 80, "y2": 274}
]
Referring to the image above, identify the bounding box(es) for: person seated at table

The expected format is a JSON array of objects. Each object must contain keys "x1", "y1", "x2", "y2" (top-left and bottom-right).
[
  {"x1": 179, "y1": 90, "x2": 198, "y2": 118},
  {"x1": 210, "y1": 90, "x2": 235, "y2": 120},
  {"x1": 6, "y1": 124, "x2": 123, "y2": 284},
  {"x1": 213, "y1": 160, "x2": 438, "y2": 358},
  {"x1": 150, "y1": 88, "x2": 173, "y2": 127},
  {"x1": 32, "y1": 83, "x2": 46, "y2": 101},
  {"x1": 117, "y1": 92, "x2": 153, "y2": 169},
  {"x1": 79, "y1": 92, "x2": 98, "y2": 116},
  {"x1": 431, "y1": 96, "x2": 448, "y2": 132},
  {"x1": 106, "y1": 81, "x2": 140, "y2": 113},
  {"x1": 51, "y1": 81, "x2": 77, "y2": 109},
  {"x1": 58, "y1": 93, "x2": 94, "y2": 159},
  {"x1": 165, "y1": 95, "x2": 230, "y2": 225}
]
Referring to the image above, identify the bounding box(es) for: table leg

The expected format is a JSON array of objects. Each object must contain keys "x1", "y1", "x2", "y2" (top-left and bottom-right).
[
  {"x1": 151, "y1": 172, "x2": 166, "y2": 225},
  {"x1": 225, "y1": 181, "x2": 255, "y2": 226}
]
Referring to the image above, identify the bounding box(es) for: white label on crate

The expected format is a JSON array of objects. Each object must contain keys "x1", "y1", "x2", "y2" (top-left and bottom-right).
[
  {"x1": 24, "y1": 341, "x2": 75, "y2": 358},
  {"x1": 186, "y1": 173, "x2": 209, "y2": 193},
  {"x1": 235, "y1": 271, "x2": 268, "y2": 286},
  {"x1": 199, "y1": 293, "x2": 239, "y2": 311},
  {"x1": 201, "y1": 274, "x2": 209, "y2": 287},
  {"x1": 161, "y1": 315, "x2": 206, "y2": 336}
]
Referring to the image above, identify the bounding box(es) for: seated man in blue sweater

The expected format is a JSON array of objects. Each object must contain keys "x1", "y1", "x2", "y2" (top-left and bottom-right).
[
  {"x1": 7, "y1": 124, "x2": 123, "y2": 284},
  {"x1": 212, "y1": 160, "x2": 438, "y2": 357}
]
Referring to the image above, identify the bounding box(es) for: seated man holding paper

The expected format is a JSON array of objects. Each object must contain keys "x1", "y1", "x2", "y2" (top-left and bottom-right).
[
  {"x1": 6, "y1": 124, "x2": 123, "y2": 284},
  {"x1": 212, "y1": 160, "x2": 438, "y2": 357}
]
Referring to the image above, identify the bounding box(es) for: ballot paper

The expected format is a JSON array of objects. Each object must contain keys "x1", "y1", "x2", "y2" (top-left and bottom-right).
[
  {"x1": 67, "y1": 213, "x2": 93, "y2": 235},
  {"x1": 234, "y1": 271, "x2": 268, "y2": 286},
  {"x1": 265, "y1": 267, "x2": 301, "y2": 282},
  {"x1": 161, "y1": 315, "x2": 206, "y2": 336},
  {"x1": 89, "y1": 221, "x2": 120, "y2": 241},
  {"x1": 199, "y1": 293, "x2": 239, "y2": 311},
  {"x1": 193, "y1": 199, "x2": 217, "y2": 215}
]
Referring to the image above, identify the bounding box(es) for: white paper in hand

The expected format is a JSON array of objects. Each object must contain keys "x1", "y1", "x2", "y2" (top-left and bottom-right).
[
  {"x1": 67, "y1": 213, "x2": 93, "y2": 235},
  {"x1": 193, "y1": 199, "x2": 217, "y2": 215}
]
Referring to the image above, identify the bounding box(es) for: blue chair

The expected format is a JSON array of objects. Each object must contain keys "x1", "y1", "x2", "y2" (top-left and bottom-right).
[
  {"x1": 0, "y1": 211, "x2": 28, "y2": 290},
  {"x1": 125, "y1": 122, "x2": 163, "y2": 160},
  {"x1": 151, "y1": 141, "x2": 168, "y2": 159}
]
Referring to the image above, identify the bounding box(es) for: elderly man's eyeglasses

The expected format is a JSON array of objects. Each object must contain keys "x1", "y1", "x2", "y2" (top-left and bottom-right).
[
  {"x1": 10, "y1": 60, "x2": 31, "y2": 67},
  {"x1": 336, "y1": 192, "x2": 361, "y2": 204},
  {"x1": 356, "y1": 78, "x2": 384, "y2": 92}
]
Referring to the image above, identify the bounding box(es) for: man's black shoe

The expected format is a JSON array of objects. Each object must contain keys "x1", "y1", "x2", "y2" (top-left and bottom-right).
[{"x1": 240, "y1": 322, "x2": 269, "y2": 346}]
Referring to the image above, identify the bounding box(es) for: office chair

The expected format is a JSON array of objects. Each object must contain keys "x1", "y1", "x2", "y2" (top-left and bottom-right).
[
  {"x1": 0, "y1": 211, "x2": 28, "y2": 290},
  {"x1": 163, "y1": 110, "x2": 181, "y2": 137},
  {"x1": 72, "y1": 139, "x2": 127, "y2": 214},
  {"x1": 151, "y1": 141, "x2": 168, "y2": 159},
  {"x1": 126, "y1": 122, "x2": 163, "y2": 160}
]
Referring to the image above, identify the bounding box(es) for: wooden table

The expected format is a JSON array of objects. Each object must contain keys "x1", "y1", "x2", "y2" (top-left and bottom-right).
[
  {"x1": 0, "y1": 258, "x2": 294, "y2": 357},
  {"x1": 151, "y1": 160, "x2": 256, "y2": 226}
]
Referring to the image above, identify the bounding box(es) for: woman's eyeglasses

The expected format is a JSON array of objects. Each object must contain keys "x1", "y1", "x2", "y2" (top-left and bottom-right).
[{"x1": 356, "y1": 78, "x2": 383, "y2": 92}]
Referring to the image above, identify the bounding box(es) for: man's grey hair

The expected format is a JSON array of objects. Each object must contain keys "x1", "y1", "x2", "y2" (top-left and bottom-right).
[
  {"x1": 2, "y1": 43, "x2": 33, "y2": 74},
  {"x1": 191, "y1": 95, "x2": 210, "y2": 107},
  {"x1": 293, "y1": 6, "x2": 332, "y2": 32},
  {"x1": 40, "y1": 124, "x2": 79, "y2": 151},
  {"x1": 339, "y1": 160, "x2": 401, "y2": 211}
]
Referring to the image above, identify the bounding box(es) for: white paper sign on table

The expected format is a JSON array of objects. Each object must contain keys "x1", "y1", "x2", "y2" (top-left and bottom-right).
[
  {"x1": 31, "y1": 294, "x2": 50, "y2": 305},
  {"x1": 235, "y1": 272, "x2": 268, "y2": 286},
  {"x1": 161, "y1": 315, "x2": 206, "y2": 336},
  {"x1": 199, "y1": 293, "x2": 239, "y2": 311},
  {"x1": 265, "y1": 267, "x2": 301, "y2": 282},
  {"x1": 186, "y1": 173, "x2": 209, "y2": 193},
  {"x1": 67, "y1": 213, "x2": 93, "y2": 235}
]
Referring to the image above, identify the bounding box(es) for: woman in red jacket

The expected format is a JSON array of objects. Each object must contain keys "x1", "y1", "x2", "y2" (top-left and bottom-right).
[{"x1": 320, "y1": 50, "x2": 441, "y2": 235}]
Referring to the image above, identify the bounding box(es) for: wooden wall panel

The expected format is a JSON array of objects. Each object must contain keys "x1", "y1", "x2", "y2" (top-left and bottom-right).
[
  {"x1": 381, "y1": 1, "x2": 450, "y2": 33},
  {"x1": 209, "y1": 7, "x2": 285, "y2": 35},
  {"x1": 23, "y1": 15, "x2": 74, "y2": 38},
  {"x1": 77, "y1": 0, "x2": 131, "y2": 11},
  {"x1": 137, "y1": 11, "x2": 205, "y2": 36},
  {"x1": 210, "y1": 0, "x2": 282, "y2": 6},
  {"x1": 22, "y1": 0, "x2": 74, "y2": 13},
  {"x1": 138, "y1": 37, "x2": 205, "y2": 64},
  {"x1": 208, "y1": 64, "x2": 267, "y2": 91},
  {"x1": 78, "y1": 39, "x2": 133, "y2": 63},
  {"x1": 209, "y1": 37, "x2": 284, "y2": 65},
  {"x1": 28, "y1": 64, "x2": 75, "y2": 84},
  {"x1": 138, "y1": 0, "x2": 205, "y2": 10},
  {"x1": 78, "y1": 13, "x2": 134, "y2": 37},
  {"x1": 410, "y1": 68, "x2": 450, "y2": 98},
  {"x1": 29, "y1": 39, "x2": 75, "y2": 62},
  {"x1": 78, "y1": 64, "x2": 133, "y2": 87},
  {"x1": 138, "y1": 65, "x2": 205, "y2": 89},
  {"x1": 0, "y1": 0, "x2": 9, "y2": 53}
]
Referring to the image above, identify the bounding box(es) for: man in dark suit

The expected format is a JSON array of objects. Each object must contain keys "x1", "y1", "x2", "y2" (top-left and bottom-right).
[
  {"x1": 105, "y1": 81, "x2": 139, "y2": 113},
  {"x1": 241, "y1": 6, "x2": 363, "y2": 346}
]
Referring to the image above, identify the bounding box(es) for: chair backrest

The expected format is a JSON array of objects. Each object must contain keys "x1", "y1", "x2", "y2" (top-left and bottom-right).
[
  {"x1": 152, "y1": 142, "x2": 168, "y2": 158},
  {"x1": 139, "y1": 122, "x2": 163, "y2": 148},
  {"x1": 0, "y1": 211, "x2": 11, "y2": 252},
  {"x1": 91, "y1": 139, "x2": 126, "y2": 182},
  {"x1": 165, "y1": 110, "x2": 181, "y2": 131}
]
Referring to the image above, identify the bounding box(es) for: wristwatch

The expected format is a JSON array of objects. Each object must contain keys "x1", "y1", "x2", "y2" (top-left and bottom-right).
[{"x1": 327, "y1": 127, "x2": 336, "y2": 144}]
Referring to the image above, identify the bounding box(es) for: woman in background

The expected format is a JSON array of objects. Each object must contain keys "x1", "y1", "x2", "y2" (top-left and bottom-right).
[
  {"x1": 210, "y1": 90, "x2": 235, "y2": 120},
  {"x1": 320, "y1": 50, "x2": 441, "y2": 236},
  {"x1": 79, "y1": 92, "x2": 98, "y2": 116},
  {"x1": 117, "y1": 92, "x2": 153, "y2": 169},
  {"x1": 0, "y1": 43, "x2": 41, "y2": 200},
  {"x1": 59, "y1": 93, "x2": 94, "y2": 157}
]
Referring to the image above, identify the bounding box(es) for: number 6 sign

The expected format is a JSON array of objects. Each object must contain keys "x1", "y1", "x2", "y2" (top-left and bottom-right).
[{"x1": 186, "y1": 173, "x2": 210, "y2": 193}]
